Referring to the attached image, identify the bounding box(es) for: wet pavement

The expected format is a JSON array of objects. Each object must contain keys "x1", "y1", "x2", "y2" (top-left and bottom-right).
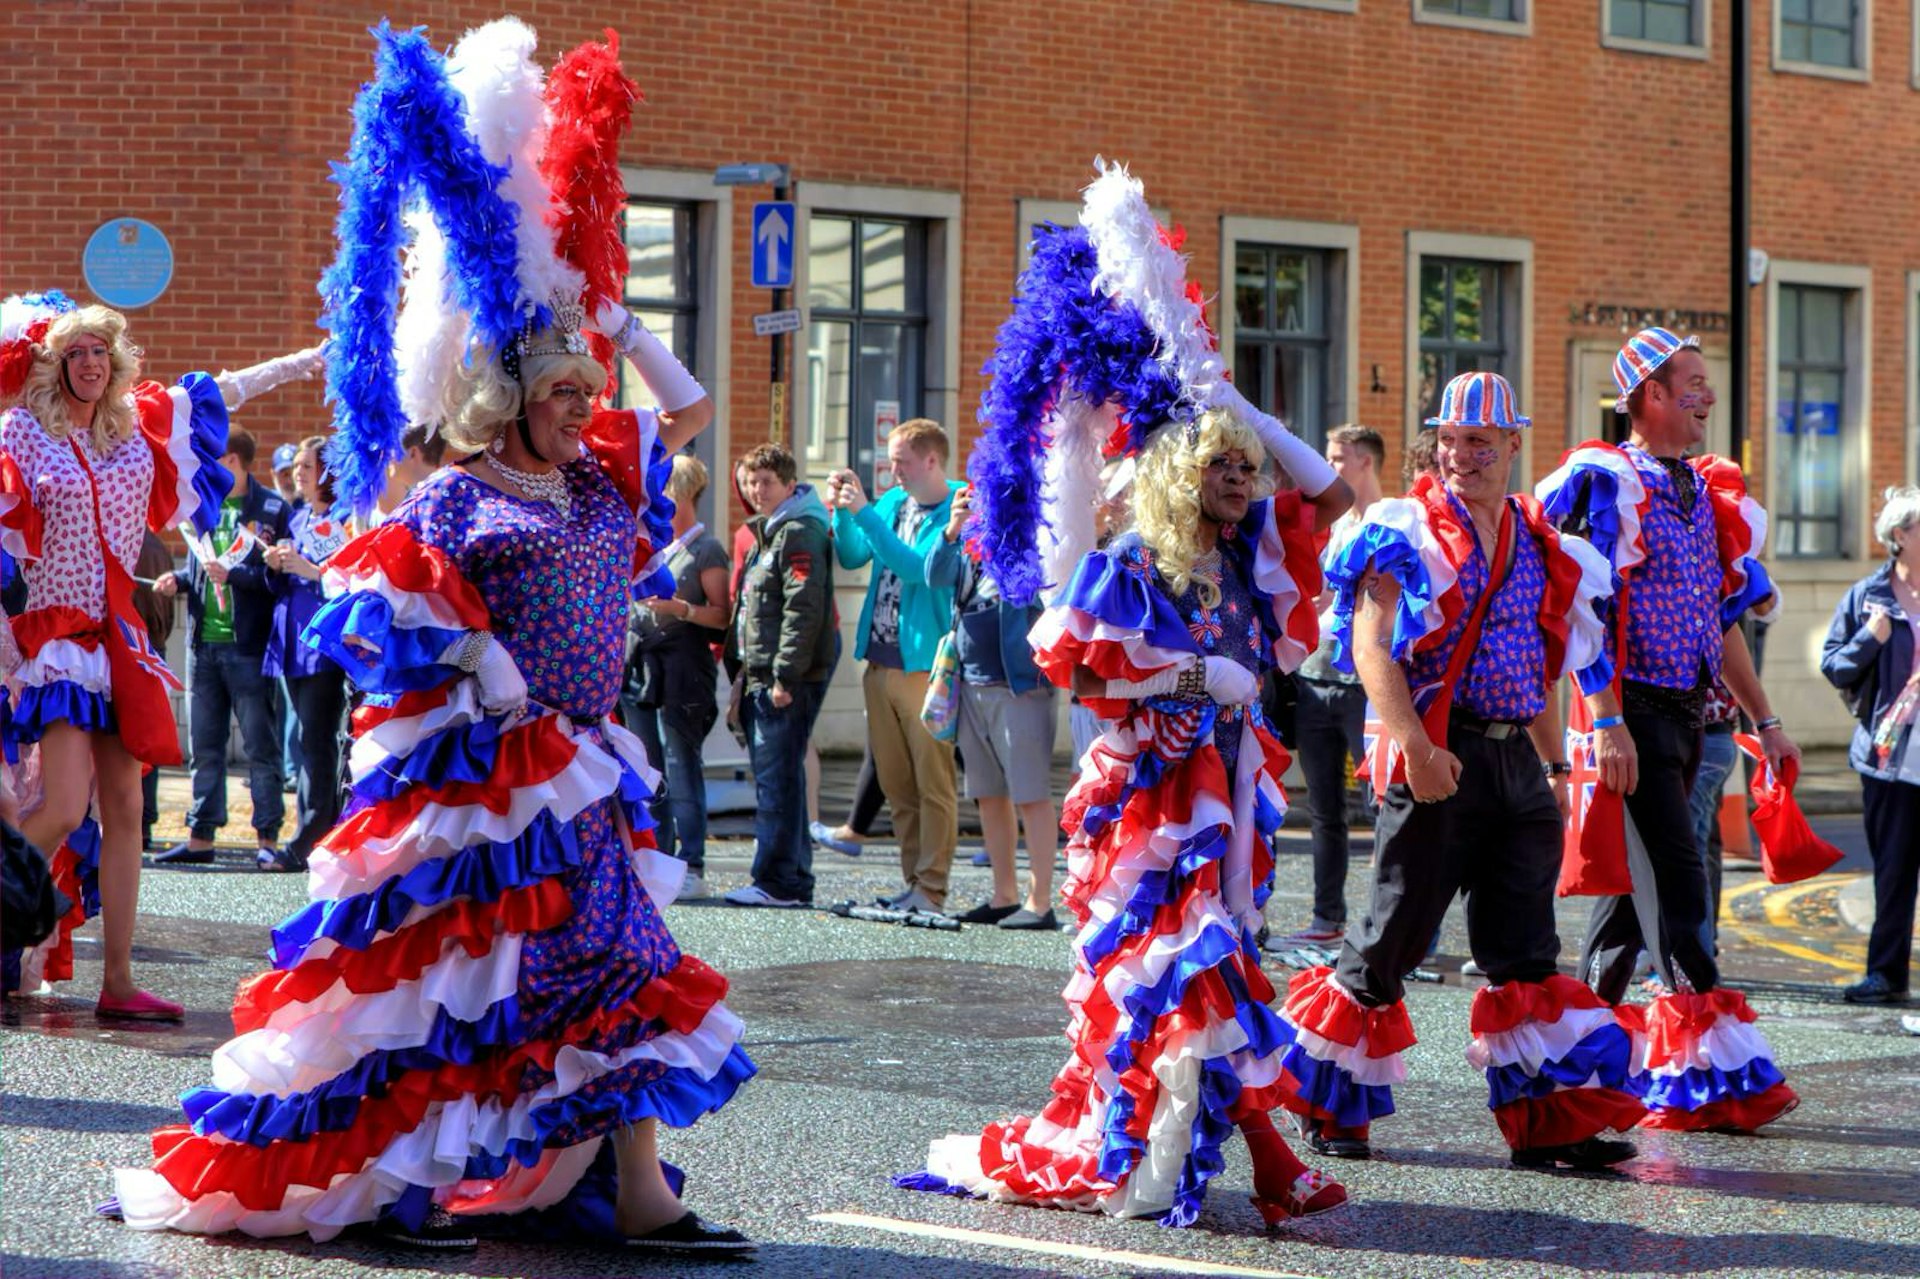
[{"x1": 6, "y1": 801, "x2": 1917, "y2": 1278}]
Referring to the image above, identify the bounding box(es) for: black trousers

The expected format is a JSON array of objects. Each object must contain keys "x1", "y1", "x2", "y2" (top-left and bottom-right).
[
  {"x1": 1337, "y1": 726, "x2": 1564, "y2": 1007},
  {"x1": 285, "y1": 669, "x2": 348, "y2": 864},
  {"x1": 1580, "y1": 707, "x2": 1713, "y2": 1004},
  {"x1": 1863, "y1": 774, "x2": 1920, "y2": 991}
]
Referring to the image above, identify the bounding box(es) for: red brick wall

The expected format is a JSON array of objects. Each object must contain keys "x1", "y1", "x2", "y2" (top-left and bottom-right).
[{"x1": 6, "y1": 1, "x2": 1913, "y2": 499}]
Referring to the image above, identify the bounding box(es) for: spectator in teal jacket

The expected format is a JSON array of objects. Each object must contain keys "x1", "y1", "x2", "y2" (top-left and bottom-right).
[{"x1": 829, "y1": 419, "x2": 964, "y2": 912}]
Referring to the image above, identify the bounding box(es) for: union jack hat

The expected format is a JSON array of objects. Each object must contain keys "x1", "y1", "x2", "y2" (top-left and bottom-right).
[
  {"x1": 1612, "y1": 326, "x2": 1700, "y2": 414},
  {"x1": 1424, "y1": 370, "x2": 1530, "y2": 431}
]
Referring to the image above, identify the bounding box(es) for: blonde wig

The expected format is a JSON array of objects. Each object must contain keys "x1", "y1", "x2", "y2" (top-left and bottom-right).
[
  {"x1": 1129, "y1": 408, "x2": 1264, "y2": 611},
  {"x1": 441, "y1": 339, "x2": 603, "y2": 456},
  {"x1": 666, "y1": 452, "x2": 709, "y2": 506},
  {"x1": 19, "y1": 305, "x2": 140, "y2": 455}
]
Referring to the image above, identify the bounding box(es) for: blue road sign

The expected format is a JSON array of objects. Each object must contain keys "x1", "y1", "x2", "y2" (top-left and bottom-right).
[
  {"x1": 83, "y1": 218, "x2": 174, "y2": 309},
  {"x1": 752, "y1": 201, "x2": 794, "y2": 290}
]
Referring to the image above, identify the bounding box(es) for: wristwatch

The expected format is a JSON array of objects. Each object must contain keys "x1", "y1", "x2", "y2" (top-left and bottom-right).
[{"x1": 1543, "y1": 761, "x2": 1572, "y2": 779}]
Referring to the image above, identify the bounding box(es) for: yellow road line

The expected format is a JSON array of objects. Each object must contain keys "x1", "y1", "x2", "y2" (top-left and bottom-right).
[
  {"x1": 1720, "y1": 873, "x2": 1865, "y2": 974},
  {"x1": 809, "y1": 1210, "x2": 1326, "y2": 1278}
]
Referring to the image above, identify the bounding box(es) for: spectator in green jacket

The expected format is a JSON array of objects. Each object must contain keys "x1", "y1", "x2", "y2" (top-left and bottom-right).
[{"x1": 830, "y1": 419, "x2": 963, "y2": 912}]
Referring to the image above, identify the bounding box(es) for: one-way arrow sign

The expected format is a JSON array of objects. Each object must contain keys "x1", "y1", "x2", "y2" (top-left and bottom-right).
[{"x1": 752, "y1": 201, "x2": 794, "y2": 290}]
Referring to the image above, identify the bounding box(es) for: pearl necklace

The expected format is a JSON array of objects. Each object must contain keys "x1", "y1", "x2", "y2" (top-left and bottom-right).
[{"x1": 490, "y1": 456, "x2": 571, "y2": 517}]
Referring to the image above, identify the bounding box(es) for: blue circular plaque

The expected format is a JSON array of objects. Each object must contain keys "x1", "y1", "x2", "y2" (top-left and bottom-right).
[{"x1": 82, "y1": 218, "x2": 174, "y2": 309}]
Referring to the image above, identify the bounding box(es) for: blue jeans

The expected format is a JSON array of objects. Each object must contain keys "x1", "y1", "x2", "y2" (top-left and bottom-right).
[
  {"x1": 1296, "y1": 677, "x2": 1368, "y2": 927},
  {"x1": 742, "y1": 679, "x2": 827, "y2": 902},
  {"x1": 629, "y1": 702, "x2": 711, "y2": 875},
  {"x1": 186, "y1": 643, "x2": 285, "y2": 842},
  {"x1": 1688, "y1": 723, "x2": 1738, "y2": 951}
]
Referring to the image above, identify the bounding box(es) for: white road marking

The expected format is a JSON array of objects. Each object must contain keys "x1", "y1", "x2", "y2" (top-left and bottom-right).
[{"x1": 809, "y1": 1210, "x2": 1326, "y2": 1278}]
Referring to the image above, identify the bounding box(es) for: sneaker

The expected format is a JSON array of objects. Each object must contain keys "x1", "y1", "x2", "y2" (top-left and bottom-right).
[
  {"x1": 998, "y1": 907, "x2": 1059, "y2": 931},
  {"x1": 623, "y1": 1211, "x2": 756, "y2": 1257},
  {"x1": 876, "y1": 886, "x2": 915, "y2": 908},
  {"x1": 368, "y1": 1204, "x2": 478, "y2": 1250},
  {"x1": 954, "y1": 901, "x2": 1020, "y2": 924},
  {"x1": 153, "y1": 842, "x2": 214, "y2": 866},
  {"x1": 1511, "y1": 1136, "x2": 1636, "y2": 1171},
  {"x1": 256, "y1": 845, "x2": 305, "y2": 873},
  {"x1": 1843, "y1": 973, "x2": 1909, "y2": 1005},
  {"x1": 970, "y1": 850, "x2": 992, "y2": 866},
  {"x1": 722, "y1": 884, "x2": 808, "y2": 909},
  {"x1": 678, "y1": 873, "x2": 711, "y2": 901},
  {"x1": 811, "y1": 821, "x2": 862, "y2": 857},
  {"x1": 892, "y1": 888, "x2": 946, "y2": 915},
  {"x1": 1460, "y1": 958, "x2": 1485, "y2": 977},
  {"x1": 1283, "y1": 920, "x2": 1346, "y2": 946}
]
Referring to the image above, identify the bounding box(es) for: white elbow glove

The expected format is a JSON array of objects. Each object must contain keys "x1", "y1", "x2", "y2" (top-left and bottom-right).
[
  {"x1": 590, "y1": 299, "x2": 705, "y2": 412},
  {"x1": 1211, "y1": 381, "x2": 1338, "y2": 497},
  {"x1": 1202, "y1": 655, "x2": 1259, "y2": 705},
  {"x1": 1104, "y1": 667, "x2": 1183, "y2": 700},
  {"x1": 440, "y1": 633, "x2": 528, "y2": 716},
  {"x1": 217, "y1": 345, "x2": 326, "y2": 411}
]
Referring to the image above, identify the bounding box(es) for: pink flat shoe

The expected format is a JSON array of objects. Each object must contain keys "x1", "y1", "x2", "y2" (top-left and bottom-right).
[{"x1": 96, "y1": 990, "x2": 184, "y2": 1022}]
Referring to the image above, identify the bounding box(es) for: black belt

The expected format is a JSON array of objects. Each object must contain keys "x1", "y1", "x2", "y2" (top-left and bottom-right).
[{"x1": 1450, "y1": 709, "x2": 1530, "y2": 740}]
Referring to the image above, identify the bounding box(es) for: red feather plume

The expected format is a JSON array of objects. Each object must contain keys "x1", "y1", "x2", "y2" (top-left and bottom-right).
[{"x1": 541, "y1": 30, "x2": 641, "y2": 402}]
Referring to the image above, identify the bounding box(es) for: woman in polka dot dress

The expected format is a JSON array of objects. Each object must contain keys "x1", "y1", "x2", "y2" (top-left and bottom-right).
[
  {"x1": 0, "y1": 290, "x2": 322, "y2": 1017},
  {"x1": 110, "y1": 297, "x2": 759, "y2": 1256}
]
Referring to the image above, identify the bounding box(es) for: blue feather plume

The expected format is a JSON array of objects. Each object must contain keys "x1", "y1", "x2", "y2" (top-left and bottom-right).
[{"x1": 968, "y1": 223, "x2": 1191, "y2": 607}]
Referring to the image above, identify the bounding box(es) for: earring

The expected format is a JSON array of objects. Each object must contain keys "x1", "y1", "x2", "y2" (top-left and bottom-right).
[{"x1": 489, "y1": 434, "x2": 505, "y2": 456}]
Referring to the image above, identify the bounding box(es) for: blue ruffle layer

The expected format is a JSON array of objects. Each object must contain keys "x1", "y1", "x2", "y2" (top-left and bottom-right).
[
  {"x1": 1272, "y1": 1020, "x2": 1398, "y2": 1131},
  {"x1": 173, "y1": 373, "x2": 236, "y2": 536},
  {"x1": 1638, "y1": 1056, "x2": 1788, "y2": 1113},
  {"x1": 1537, "y1": 460, "x2": 1631, "y2": 570},
  {"x1": 1324, "y1": 521, "x2": 1445, "y2": 675},
  {"x1": 1483, "y1": 1023, "x2": 1635, "y2": 1108},
  {"x1": 6, "y1": 681, "x2": 114, "y2": 749},
  {"x1": 303, "y1": 591, "x2": 463, "y2": 695},
  {"x1": 349, "y1": 713, "x2": 503, "y2": 807}
]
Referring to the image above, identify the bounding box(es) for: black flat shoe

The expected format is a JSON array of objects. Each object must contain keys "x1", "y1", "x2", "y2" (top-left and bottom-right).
[
  {"x1": 624, "y1": 1211, "x2": 756, "y2": 1257},
  {"x1": 954, "y1": 901, "x2": 1020, "y2": 925},
  {"x1": 998, "y1": 907, "x2": 1059, "y2": 931},
  {"x1": 368, "y1": 1204, "x2": 478, "y2": 1250},
  {"x1": 1842, "y1": 973, "x2": 1909, "y2": 1005},
  {"x1": 1511, "y1": 1136, "x2": 1636, "y2": 1171},
  {"x1": 153, "y1": 843, "x2": 214, "y2": 866}
]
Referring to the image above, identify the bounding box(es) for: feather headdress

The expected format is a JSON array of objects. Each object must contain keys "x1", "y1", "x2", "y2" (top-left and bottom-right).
[
  {"x1": 0, "y1": 290, "x2": 79, "y2": 402},
  {"x1": 318, "y1": 18, "x2": 639, "y2": 515},
  {"x1": 969, "y1": 161, "x2": 1223, "y2": 607}
]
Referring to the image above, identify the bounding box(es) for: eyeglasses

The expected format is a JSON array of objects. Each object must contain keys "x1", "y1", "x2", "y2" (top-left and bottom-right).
[
  {"x1": 1205, "y1": 456, "x2": 1258, "y2": 479},
  {"x1": 63, "y1": 344, "x2": 110, "y2": 363},
  {"x1": 545, "y1": 383, "x2": 591, "y2": 406}
]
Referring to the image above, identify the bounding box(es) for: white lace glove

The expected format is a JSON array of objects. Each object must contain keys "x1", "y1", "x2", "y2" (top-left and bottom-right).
[
  {"x1": 1103, "y1": 667, "x2": 1183, "y2": 700},
  {"x1": 216, "y1": 345, "x2": 325, "y2": 410},
  {"x1": 589, "y1": 299, "x2": 705, "y2": 412},
  {"x1": 1210, "y1": 381, "x2": 1338, "y2": 497},
  {"x1": 1202, "y1": 655, "x2": 1259, "y2": 705},
  {"x1": 440, "y1": 633, "x2": 528, "y2": 716}
]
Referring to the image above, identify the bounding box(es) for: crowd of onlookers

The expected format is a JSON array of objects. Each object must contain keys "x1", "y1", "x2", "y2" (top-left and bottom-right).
[{"x1": 125, "y1": 411, "x2": 1920, "y2": 994}]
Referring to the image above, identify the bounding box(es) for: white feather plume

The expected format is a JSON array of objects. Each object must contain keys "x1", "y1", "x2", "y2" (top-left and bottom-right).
[
  {"x1": 1037, "y1": 395, "x2": 1109, "y2": 605},
  {"x1": 393, "y1": 205, "x2": 467, "y2": 433},
  {"x1": 1079, "y1": 158, "x2": 1224, "y2": 414},
  {"x1": 446, "y1": 16, "x2": 585, "y2": 319}
]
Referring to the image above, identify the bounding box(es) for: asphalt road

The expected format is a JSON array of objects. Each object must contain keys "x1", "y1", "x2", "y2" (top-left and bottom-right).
[{"x1": 4, "y1": 813, "x2": 1917, "y2": 1279}]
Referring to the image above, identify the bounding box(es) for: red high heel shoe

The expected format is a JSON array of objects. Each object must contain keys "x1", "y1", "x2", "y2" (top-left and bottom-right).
[
  {"x1": 1251, "y1": 1168, "x2": 1348, "y2": 1226},
  {"x1": 96, "y1": 989, "x2": 184, "y2": 1022}
]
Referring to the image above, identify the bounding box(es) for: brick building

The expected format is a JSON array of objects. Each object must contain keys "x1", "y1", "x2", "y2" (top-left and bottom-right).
[{"x1": 7, "y1": 0, "x2": 1917, "y2": 747}]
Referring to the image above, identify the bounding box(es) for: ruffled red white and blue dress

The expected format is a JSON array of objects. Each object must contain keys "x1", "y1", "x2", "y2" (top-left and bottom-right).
[
  {"x1": 906, "y1": 493, "x2": 1320, "y2": 1226},
  {"x1": 0, "y1": 375, "x2": 230, "y2": 995},
  {"x1": 111, "y1": 407, "x2": 754, "y2": 1240}
]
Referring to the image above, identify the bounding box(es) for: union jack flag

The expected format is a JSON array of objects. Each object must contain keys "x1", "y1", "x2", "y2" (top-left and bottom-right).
[
  {"x1": 115, "y1": 612, "x2": 183, "y2": 692},
  {"x1": 1564, "y1": 727, "x2": 1603, "y2": 836},
  {"x1": 1359, "y1": 682, "x2": 1443, "y2": 792}
]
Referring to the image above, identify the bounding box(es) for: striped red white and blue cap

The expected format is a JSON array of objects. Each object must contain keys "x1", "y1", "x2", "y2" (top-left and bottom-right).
[
  {"x1": 1612, "y1": 326, "x2": 1700, "y2": 414},
  {"x1": 1424, "y1": 370, "x2": 1530, "y2": 431}
]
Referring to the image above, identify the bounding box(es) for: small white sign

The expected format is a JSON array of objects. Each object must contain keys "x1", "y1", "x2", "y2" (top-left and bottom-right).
[{"x1": 753, "y1": 308, "x2": 803, "y2": 337}]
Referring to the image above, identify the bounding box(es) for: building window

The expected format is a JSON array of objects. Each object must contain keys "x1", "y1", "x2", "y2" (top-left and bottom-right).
[
  {"x1": 1422, "y1": 0, "x2": 1522, "y2": 18},
  {"x1": 1609, "y1": 0, "x2": 1699, "y2": 45},
  {"x1": 804, "y1": 214, "x2": 928, "y2": 493},
  {"x1": 1780, "y1": 0, "x2": 1864, "y2": 70},
  {"x1": 1773, "y1": 284, "x2": 1851, "y2": 558},
  {"x1": 619, "y1": 201, "x2": 698, "y2": 412},
  {"x1": 1417, "y1": 257, "x2": 1510, "y2": 420},
  {"x1": 1233, "y1": 245, "x2": 1336, "y2": 450}
]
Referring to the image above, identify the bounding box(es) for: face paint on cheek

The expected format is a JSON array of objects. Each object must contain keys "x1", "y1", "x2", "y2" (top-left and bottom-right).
[
  {"x1": 1466, "y1": 447, "x2": 1501, "y2": 471},
  {"x1": 1675, "y1": 392, "x2": 1707, "y2": 413}
]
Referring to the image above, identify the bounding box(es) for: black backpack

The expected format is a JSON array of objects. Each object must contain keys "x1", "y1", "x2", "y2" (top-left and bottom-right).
[{"x1": 2, "y1": 821, "x2": 70, "y2": 953}]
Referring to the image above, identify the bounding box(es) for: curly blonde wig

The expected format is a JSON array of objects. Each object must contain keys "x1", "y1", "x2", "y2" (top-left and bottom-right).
[
  {"x1": 1130, "y1": 408, "x2": 1264, "y2": 610},
  {"x1": 441, "y1": 341, "x2": 603, "y2": 457},
  {"x1": 19, "y1": 305, "x2": 140, "y2": 455}
]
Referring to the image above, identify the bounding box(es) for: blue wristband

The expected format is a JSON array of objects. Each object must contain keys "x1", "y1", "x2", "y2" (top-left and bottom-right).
[{"x1": 1591, "y1": 714, "x2": 1624, "y2": 731}]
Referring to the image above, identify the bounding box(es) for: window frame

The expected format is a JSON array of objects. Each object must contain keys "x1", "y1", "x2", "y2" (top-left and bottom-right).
[
  {"x1": 1218, "y1": 217, "x2": 1362, "y2": 455},
  {"x1": 1765, "y1": 260, "x2": 1874, "y2": 562},
  {"x1": 1404, "y1": 231, "x2": 1535, "y2": 475},
  {"x1": 1412, "y1": 0, "x2": 1533, "y2": 37},
  {"x1": 1601, "y1": 0, "x2": 1710, "y2": 60},
  {"x1": 1773, "y1": 0, "x2": 1872, "y2": 83},
  {"x1": 618, "y1": 169, "x2": 732, "y2": 532},
  {"x1": 1242, "y1": 0, "x2": 1359, "y2": 11}
]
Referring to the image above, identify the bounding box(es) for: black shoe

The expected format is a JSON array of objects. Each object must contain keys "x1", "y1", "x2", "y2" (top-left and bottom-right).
[
  {"x1": 369, "y1": 1204, "x2": 478, "y2": 1250},
  {"x1": 256, "y1": 845, "x2": 306, "y2": 873},
  {"x1": 1297, "y1": 1115, "x2": 1372, "y2": 1160},
  {"x1": 1511, "y1": 1137, "x2": 1636, "y2": 1171},
  {"x1": 955, "y1": 901, "x2": 1020, "y2": 925},
  {"x1": 1843, "y1": 973, "x2": 1909, "y2": 1005},
  {"x1": 623, "y1": 1211, "x2": 756, "y2": 1257},
  {"x1": 154, "y1": 842, "x2": 214, "y2": 866},
  {"x1": 998, "y1": 907, "x2": 1059, "y2": 931}
]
